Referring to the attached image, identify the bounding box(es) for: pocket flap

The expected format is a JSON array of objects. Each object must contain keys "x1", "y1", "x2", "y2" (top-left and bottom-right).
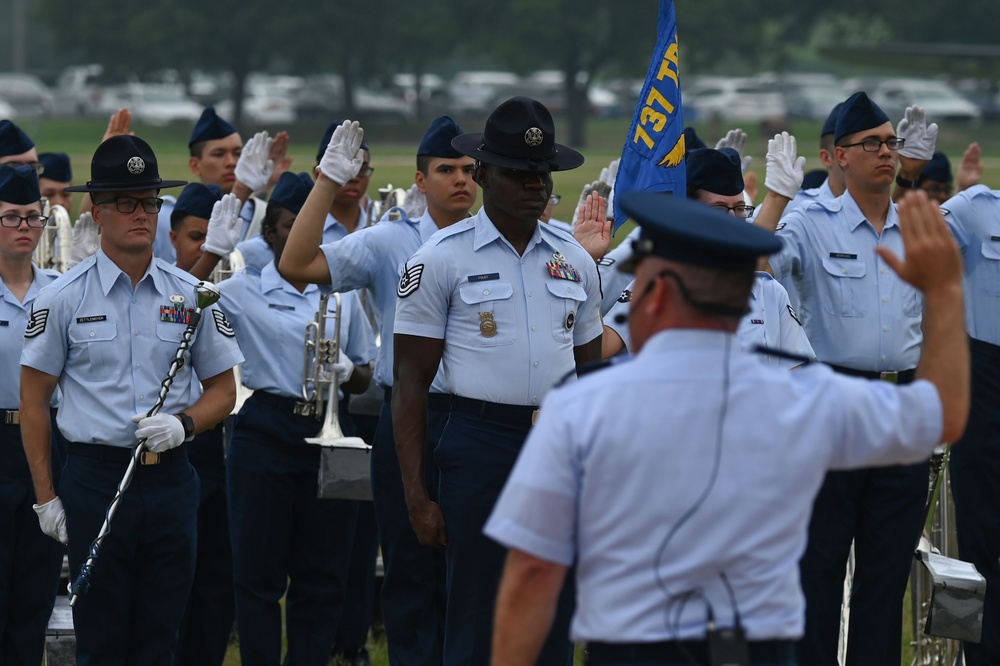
[{"x1": 459, "y1": 280, "x2": 514, "y2": 305}]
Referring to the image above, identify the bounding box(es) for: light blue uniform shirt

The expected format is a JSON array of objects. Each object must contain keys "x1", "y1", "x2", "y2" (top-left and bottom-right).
[
  {"x1": 485, "y1": 329, "x2": 943, "y2": 643},
  {"x1": 154, "y1": 195, "x2": 262, "y2": 266},
  {"x1": 237, "y1": 204, "x2": 370, "y2": 272},
  {"x1": 394, "y1": 208, "x2": 603, "y2": 407},
  {"x1": 218, "y1": 261, "x2": 375, "y2": 399},
  {"x1": 321, "y1": 207, "x2": 445, "y2": 390},
  {"x1": 770, "y1": 191, "x2": 922, "y2": 371},
  {"x1": 597, "y1": 226, "x2": 640, "y2": 315},
  {"x1": 605, "y1": 274, "x2": 815, "y2": 367},
  {"x1": 941, "y1": 185, "x2": 1000, "y2": 345},
  {"x1": 20, "y1": 251, "x2": 244, "y2": 446},
  {"x1": 784, "y1": 178, "x2": 836, "y2": 219},
  {"x1": 1, "y1": 265, "x2": 59, "y2": 409}
]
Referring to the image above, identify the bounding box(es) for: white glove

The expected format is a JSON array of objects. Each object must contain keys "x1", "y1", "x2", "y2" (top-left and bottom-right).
[
  {"x1": 715, "y1": 128, "x2": 752, "y2": 173},
  {"x1": 33, "y1": 497, "x2": 68, "y2": 544},
  {"x1": 202, "y1": 193, "x2": 243, "y2": 256},
  {"x1": 896, "y1": 105, "x2": 938, "y2": 161},
  {"x1": 331, "y1": 349, "x2": 355, "y2": 385},
  {"x1": 132, "y1": 413, "x2": 186, "y2": 453},
  {"x1": 319, "y1": 120, "x2": 365, "y2": 185},
  {"x1": 401, "y1": 183, "x2": 427, "y2": 220},
  {"x1": 67, "y1": 212, "x2": 100, "y2": 269},
  {"x1": 765, "y1": 132, "x2": 806, "y2": 199},
  {"x1": 599, "y1": 158, "x2": 619, "y2": 191},
  {"x1": 233, "y1": 131, "x2": 274, "y2": 192}
]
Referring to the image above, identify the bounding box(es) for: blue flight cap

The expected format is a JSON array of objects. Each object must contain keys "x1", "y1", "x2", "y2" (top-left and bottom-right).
[
  {"x1": 0, "y1": 164, "x2": 41, "y2": 204},
  {"x1": 801, "y1": 169, "x2": 828, "y2": 190},
  {"x1": 821, "y1": 102, "x2": 844, "y2": 137},
  {"x1": 418, "y1": 116, "x2": 464, "y2": 158},
  {"x1": 683, "y1": 126, "x2": 707, "y2": 151},
  {"x1": 834, "y1": 92, "x2": 890, "y2": 143},
  {"x1": 189, "y1": 107, "x2": 239, "y2": 147},
  {"x1": 38, "y1": 152, "x2": 72, "y2": 182},
  {"x1": 269, "y1": 172, "x2": 313, "y2": 213},
  {"x1": 0, "y1": 120, "x2": 35, "y2": 157},
  {"x1": 618, "y1": 191, "x2": 782, "y2": 273},
  {"x1": 316, "y1": 121, "x2": 369, "y2": 162},
  {"x1": 686, "y1": 148, "x2": 744, "y2": 196},
  {"x1": 173, "y1": 183, "x2": 222, "y2": 220},
  {"x1": 918, "y1": 152, "x2": 952, "y2": 185}
]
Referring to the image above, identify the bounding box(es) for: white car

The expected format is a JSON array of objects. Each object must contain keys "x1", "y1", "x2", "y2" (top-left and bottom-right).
[
  {"x1": 684, "y1": 76, "x2": 786, "y2": 124},
  {"x1": 0, "y1": 96, "x2": 16, "y2": 119},
  {"x1": 98, "y1": 84, "x2": 203, "y2": 126},
  {"x1": 868, "y1": 78, "x2": 981, "y2": 124}
]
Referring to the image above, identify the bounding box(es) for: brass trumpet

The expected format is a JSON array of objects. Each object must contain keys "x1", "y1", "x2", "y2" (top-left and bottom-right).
[
  {"x1": 368, "y1": 183, "x2": 408, "y2": 223},
  {"x1": 33, "y1": 200, "x2": 73, "y2": 273}
]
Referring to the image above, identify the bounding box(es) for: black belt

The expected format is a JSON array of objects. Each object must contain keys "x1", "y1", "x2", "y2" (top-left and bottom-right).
[
  {"x1": 587, "y1": 639, "x2": 795, "y2": 664},
  {"x1": 2, "y1": 409, "x2": 19, "y2": 426},
  {"x1": 970, "y1": 336, "x2": 1000, "y2": 361},
  {"x1": 69, "y1": 441, "x2": 187, "y2": 466},
  {"x1": 249, "y1": 390, "x2": 320, "y2": 417},
  {"x1": 828, "y1": 364, "x2": 916, "y2": 385},
  {"x1": 449, "y1": 395, "x2": 539, "y2": 426},
  {"x1": 381, "y1": 388, "x2": 453, "y2": 412}
]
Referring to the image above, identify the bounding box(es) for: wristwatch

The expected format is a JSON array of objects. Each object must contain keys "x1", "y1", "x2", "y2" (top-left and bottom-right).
[
  {"x1": 895, "y1": 174, "x2": 919, "y2": 189},
  {"x1": 176, "y1": 413, "x2": 195, "y2": 442}
]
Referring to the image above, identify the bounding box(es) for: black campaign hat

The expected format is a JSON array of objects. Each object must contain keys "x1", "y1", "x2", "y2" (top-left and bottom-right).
[
  {"x1": 452, "y1": 96, "x2": 584, "y2": 172},
  {"x1": 0, "y1": 164, "x2": 41, "y2": 204},
  {"x1": 686, "y1": 148, "x2": 744, "y2": 196},
  {"x1": 618, "y1": 191, "x2": 782, "y2": 273},
  {"x1": 65, "y1": 135, "x2": 186, "y2": 193}
]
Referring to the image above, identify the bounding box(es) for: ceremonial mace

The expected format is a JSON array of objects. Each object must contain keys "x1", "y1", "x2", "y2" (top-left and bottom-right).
[{"x1": 69, "y1": 281, "x2": 221, "y2": 606}]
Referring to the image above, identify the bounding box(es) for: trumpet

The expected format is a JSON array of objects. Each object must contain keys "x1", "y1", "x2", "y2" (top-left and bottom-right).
[
  {"x1": 210, "y1": 248, "x2": 254, "y2": 416},
  {"x1": 368, "y1": 183, "x2": 408, "y2": 223},
  {"x1": 33, "y1": 200, "x2": 73, "y2": 273}
]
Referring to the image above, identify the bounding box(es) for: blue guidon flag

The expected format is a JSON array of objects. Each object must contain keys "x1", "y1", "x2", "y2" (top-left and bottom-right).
[{"x1": 612, "y1": 0, "x2": 686, "y2": 233}]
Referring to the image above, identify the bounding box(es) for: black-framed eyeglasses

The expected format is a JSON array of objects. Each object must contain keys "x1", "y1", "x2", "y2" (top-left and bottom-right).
[
  {"x1": 357, "y1": 165, "x2": 374, "y2": 178},
  {"x1": 0, "y1": 214, "x2": 48, "y2": 228},
  {"x1": 2, "y1": 160, "x2": 45, "y2": 176},
  {"x1": 711, "y1": 203, "x2": 756, "y2": 219},
  {"x1": 840, "y1": 137, "x2": 905, "y2": 152},
  {"x1": 96, "y1": 196, "x2": 165, "y2": 214},
  {"x1": 549, "y1": 194, "x2": 561, "y2": 205}
]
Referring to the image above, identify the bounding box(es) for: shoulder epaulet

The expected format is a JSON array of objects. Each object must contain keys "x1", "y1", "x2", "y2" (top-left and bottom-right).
[
  {"x1": 156, "y1": 259, "x2": 201, "y2": 286},
  {"x1": 46, "y1": 255, "x2": 96, "y2": 293},
  {"x1": 539, "y1": 222, "x2": 575, "y2": 242},
  {"x1": 426, "y1": 218, "x2": 475, "y2": 246},
  {"x1": 805, "y1": 197, "x2": 841, "y2": 213}
]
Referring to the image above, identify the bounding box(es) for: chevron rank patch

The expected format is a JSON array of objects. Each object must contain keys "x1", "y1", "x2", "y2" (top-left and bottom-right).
[
  {"x1": 212, "y1": 309, "x2": 235, "y2": 337},
  {"x1": 25, "y1": 309, "x2": 49, "y2": 338},
  {"x1": 397, "y1": 263, "x2": 424, "y2": 298},
  {"x1": 787, "y1": 304, "x2": 802, "y2": 325},
  {"x1": 597, "y1": 256, "x2": 615, "y2": 267}
]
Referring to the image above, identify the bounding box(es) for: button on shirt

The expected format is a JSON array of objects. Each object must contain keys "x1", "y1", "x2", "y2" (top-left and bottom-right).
[
  {"x1": 770, "y1": 191, "x2": 922, "y2": 371},
  {"x1": 218, "y1": 261, "x2": 376, "y2": 399},
  {"x1": 484, "y1": 329, "x2": 943, "y2": 643},
  {"x1": 321, "y1": 208, "x2": 445, "y2": 390},
  {"x1": 1, "y1": 266, "x2": 59, "y2": 408},
  {"x1": 20, "y1": 251, "x2": 244, "y2": 446},
  {"x1": 941, "y1": 185, "x2": 1000, "y2": 345},
  {"x1": 394, "y1": 208, "x2": 603, "y2": 406},
  {"x1": 237, "y1": 204, "x2": 370, "y2": 273}
]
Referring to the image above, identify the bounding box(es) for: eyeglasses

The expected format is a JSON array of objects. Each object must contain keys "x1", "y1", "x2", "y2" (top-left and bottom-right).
[
  {"x1": 1, "y1": 160, "x2": 45, "y2": 176},
  {"x1": 549, "y1": 194, "x2": 561, "y2": 205},
  {"x1": 357, "y1": 165, "x2": 374, "y2": 178},
  {"x1": 922, "y1": 184, "x2": 953, "y2": 197},
  {"x1": 0, "y1": 214, "x2": 48, "y2": 228},
  {"x1": 711, "y1": 203, "x2": 756, "y2": 219},
  {"x1": 96, "y1": 196, "x2": 165, "y2": 214},
  {"x1": 840, "y1": 137, "x2": 906, "y2": 152}
]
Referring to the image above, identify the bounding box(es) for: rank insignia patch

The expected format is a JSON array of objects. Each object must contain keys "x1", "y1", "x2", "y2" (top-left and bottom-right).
[
  {"x1": 213, "y1": 309, "x2": 235, "y2": 337},
  {"x1": 25, "y1": 309, "x2": 48, "y2": 338},
  {"x1": 787, "y1": 304, "x2": 802, "y2": 325},
  {"x1": 397, "y1": 263, "x2": 424, "y2": 298}
]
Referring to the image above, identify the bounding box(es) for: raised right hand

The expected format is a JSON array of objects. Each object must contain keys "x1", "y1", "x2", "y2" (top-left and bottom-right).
[
  {"x1": 318, "y1": 120, "x2": 365, "y2": 185},
  {"x1": 202, "y1": 193, "x2": 243, "y2": 256}
]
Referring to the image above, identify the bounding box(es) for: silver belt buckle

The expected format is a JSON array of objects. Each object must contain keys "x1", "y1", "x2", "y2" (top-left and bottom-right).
[
  {"x1": 139, "y1": 450, "x2": 161, "y2": 465},
  {"x1": 879, "y1": 371, "x2": 899, "y2": 384},
  {"x1": 4, "y1": 410, "x2": 19, "y2": 425}
]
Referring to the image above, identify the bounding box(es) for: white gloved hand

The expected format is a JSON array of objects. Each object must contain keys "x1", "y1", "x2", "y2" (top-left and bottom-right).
[
  {"x1": 67, "y1": 212, "x2": 100, "y2": 269},
  {"x1": 765, "y1": 131, "x2": 806, "y2": 199},
  {"x1": 330, "y1": 350, "x2": 355, "y2": 385},
  {"x1": 233, "y1": 131, "x2": 274, "y2": 192},
  {"x1": 319, "y1": 120, "x2": 365, "y2": 185},
  {"x1": 715, "y1": 128, "x2": 752, "y2": 173},
  {"x1": 132, "y1": 413, "x2": 186, "y2": 453},
  {"x1": 401, "y1": 183, "x2": 427, "y2": 220},
  {"x1": 33, "y1": 497, "x2": 68, "y2": 544},
  {"x1": 202, "y1": 193, "x2": 243, "y2": 256},
  {"x1": 896, "y1": 105, "x2": 938, "y2": 161}
]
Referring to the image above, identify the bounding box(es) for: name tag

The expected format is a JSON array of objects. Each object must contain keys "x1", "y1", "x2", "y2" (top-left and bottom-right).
[
  {"x1": 829, "y1": 252, "x2": 858, "y2": 260},
  {"x1": 0, "y1": 320, "x2": 8, "y2": 327},
  {"x1": 991, "y1": 236, "x2": 1000, "y2": 242},
  {"x1": 467, "y1": 273, "x2": 500, "y2": 282},
  {"x1": 76, "y1": 315, "x2": 107, "y2": 323},
  {"x1": 268, "y1": 303, "x2": 295, "y2": 311}
]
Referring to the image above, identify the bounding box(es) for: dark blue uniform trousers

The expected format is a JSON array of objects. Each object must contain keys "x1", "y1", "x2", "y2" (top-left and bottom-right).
[
  {"x1": 797, "y1": 459, "x2": 929, "y2": 666},
  {"x1": 228, "y1": 393, "x2": 358, "y2": 666},
  {"x1": 61, "y1": 442, "x2": 199, "y2": 666},
  {"x1": 176, "y1": 422, "x2": 234, "y2": 666},
  {"x1": 436, "y1": 409, "x2": 575, "y2": 666},
  {"x1": 369, "y1": 393, "x2": 447, "y2": 665},
  {"x1": 950, "y1": 339, "x2": 1000, "y2": 666},
  {"x1": 0, "y1": 415, "x2": 66, "y2": 666}
]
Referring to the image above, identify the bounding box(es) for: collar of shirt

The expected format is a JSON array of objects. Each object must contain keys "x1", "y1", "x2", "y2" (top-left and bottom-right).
[
  {"x1": 260, "y1": 260, "x2": 319, "y2": 298},
  {"x1": 839, "y1": 189, "x2": 900, "y2": 233},
  {"x1": 417, "y1": 208, "x2": 445, "y2": 243},
  {"x1": 639, "y1": 328, "x2": 740, "y2": 358},
  {"x1": 324, "y1": 200, "x2": 370, "y2": 235},
  {"x1": 471, "y1": 208, "x2": 545, "y2": 255},
  {"x1": 0, "y1": 264, "x2": 55, "y2": 307},
  {"x1": 94, "y1": 249, "x2": 169, "y2": 297}
]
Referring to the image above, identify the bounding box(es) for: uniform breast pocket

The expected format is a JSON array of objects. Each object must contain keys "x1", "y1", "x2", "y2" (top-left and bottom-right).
[
  {"x1": 979, "y1": 242, "x2": 1000, "y2": 295},
  {"x1": 458, "y1": 280, "x2": 516, "y2": 347},
  {"x1": 820, "y1": 256, "x2": 868, "y2": 317},
  {"x1": 68, "y1": 321, "x2": 118, "y2": 381},
  {"x1": 546, "y1": 280, "x2": 588, "y2": 343}
]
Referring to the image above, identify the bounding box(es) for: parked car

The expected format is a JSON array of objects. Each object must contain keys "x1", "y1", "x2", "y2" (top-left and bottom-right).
[
  {"x1": 97, "y1": 83, "x2": 203, "y2": 126},
  {"x1": 684, "y1": 76, "x2": 787, "y2": 124},
  {"x1": 0, "y1": 73, "x2": 53, "y2": 117},
  {"x1": 448, "y1": 71, "x2": 520, "y2": 114},
  {"x1": 50, "y1": 64, "x2": 106, "y2": 116},
  {"x1": 868, "y1": 78, "x2": 981, "y2": 123},
  {"x1": 0, "y1": 96, "x2": 16, "y2": 119}
]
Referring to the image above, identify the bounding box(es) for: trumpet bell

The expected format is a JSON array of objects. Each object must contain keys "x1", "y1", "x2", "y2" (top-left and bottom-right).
[{"x1": 317, "y1": 441, "x2": 373, "y2": 501}]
